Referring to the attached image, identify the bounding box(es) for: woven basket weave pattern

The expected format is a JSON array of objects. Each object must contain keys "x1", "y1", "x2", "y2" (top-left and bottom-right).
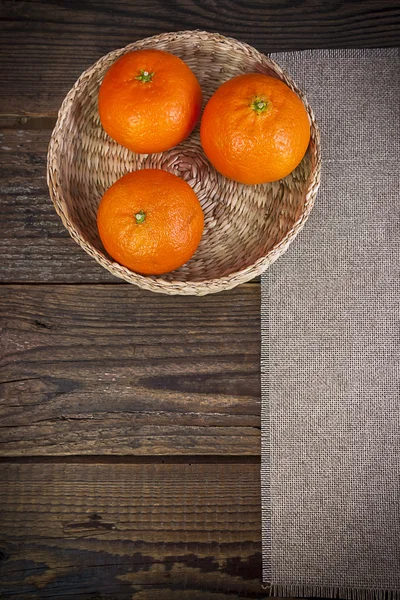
[{"x1": 47, "y1": 30, "x2": 321, "y2": 295}]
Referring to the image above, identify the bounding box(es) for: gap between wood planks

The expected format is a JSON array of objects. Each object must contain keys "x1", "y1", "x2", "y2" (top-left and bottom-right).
[{"x1": 0, "y1": 455, "x2": 261, "y2": 464}]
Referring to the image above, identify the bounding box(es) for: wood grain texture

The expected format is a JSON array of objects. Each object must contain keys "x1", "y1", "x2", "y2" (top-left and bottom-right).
[
  {"x1": 1, "y1": 0, "x2": 400, "y2": 114},
  {"x1": 0, "y1": 127, "x2": 117, "y2": 283},
  {"x1": 0, "y1": 284, "x2": 261, "y2": 456},
  {"x1": 0, "y1": 461, "x2": 273, "y2": 599}
]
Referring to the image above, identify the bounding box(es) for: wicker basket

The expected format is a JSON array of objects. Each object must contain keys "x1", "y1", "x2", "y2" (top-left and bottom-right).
[{"x1": 47, "y1": 30, "x2": 321, "y2": 295}]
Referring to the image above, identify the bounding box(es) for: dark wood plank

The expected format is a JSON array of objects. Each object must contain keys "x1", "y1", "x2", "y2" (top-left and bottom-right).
[
  {"x1": 0, "y1": 126, "x2": 117, "y2": 283},
  {"x1": 0, "y1": 284, "x2": 261, "y2": 456},
  {"x1": 0, "y1": 461, "x2": 273, "y2": 599},
  {"x1": 1, "y1": 0, "x2": 400, "y2": 114}
]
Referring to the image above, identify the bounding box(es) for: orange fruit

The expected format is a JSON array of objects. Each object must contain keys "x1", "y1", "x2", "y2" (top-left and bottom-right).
[
  {"x1": 97, "y1": 169, "x2": 204, "y2": 275},
  {"x1": 200, "y1": 73, "x2": 310, "y2": 184},
  {"x1": 98, "y1": 49, "x2": 202, "y2": 154}
]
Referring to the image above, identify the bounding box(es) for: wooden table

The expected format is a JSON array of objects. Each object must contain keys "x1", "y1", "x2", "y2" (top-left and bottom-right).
[{"x1": 1, "y1": 2, "x2": 398, "y2": 598}]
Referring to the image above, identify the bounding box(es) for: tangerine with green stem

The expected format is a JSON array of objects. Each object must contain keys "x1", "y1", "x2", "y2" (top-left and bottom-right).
[
  {"x1": 97, "y1": 169, "x2": 204, "y2": 275},
  {"x1": 98, "y1": 49, "x2": 202, "y2": 154},
  {"x1": 200, "y1": 73, "x2": 311, "y2": 184}
]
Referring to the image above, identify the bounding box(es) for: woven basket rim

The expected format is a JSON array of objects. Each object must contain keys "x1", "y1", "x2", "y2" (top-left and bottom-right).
[{"x1": 47, "y1": 30, "x2": 321, "y2": 295}]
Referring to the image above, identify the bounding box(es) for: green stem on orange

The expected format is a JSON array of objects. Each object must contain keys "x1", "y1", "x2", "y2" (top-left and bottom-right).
[
  {"x1": 251, "y1": 96, "x2": 269, "y2": 114},
  {"x1": 135, "y1": 210, "x2": 146, "y2": 224},
  {"x1": 135, "y1": 69, "x2": 154, "y2": 83}
]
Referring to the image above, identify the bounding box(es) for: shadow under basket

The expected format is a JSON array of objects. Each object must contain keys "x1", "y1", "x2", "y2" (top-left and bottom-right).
[{"x1": 47, "y1": 30, "x2": 321, "y2": 296}]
